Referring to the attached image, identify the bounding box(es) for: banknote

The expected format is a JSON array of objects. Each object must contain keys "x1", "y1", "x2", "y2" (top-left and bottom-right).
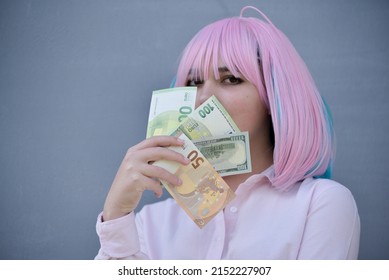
[
  {"x1": 178, "y1": 95, "x2": 240, "y2": 140},
  {"x1": 177, "y1": 95, "x2": 252, "y2": 176},
  {"x1": 149, "y1": 92, "x2": 242, "y2": 227},
  {"x1": 146, "y1": 87, "x2": 197, "y2": 138},
  {"x1": 193, "y1": 132, "x2": 252, "y2": 177},
  {"x1": 153, "y1": 131, "x2": 236, "y2": 229}
]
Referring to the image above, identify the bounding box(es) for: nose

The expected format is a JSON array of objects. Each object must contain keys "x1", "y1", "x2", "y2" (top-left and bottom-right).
[{"x1": 195, "y1": 80, "x2": 215, "y2": 109}]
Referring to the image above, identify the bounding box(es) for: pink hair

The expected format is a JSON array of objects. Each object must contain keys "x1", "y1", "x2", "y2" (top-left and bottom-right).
[{"x1": 174, "y1": 6, "x2": 335, "y2": 191}]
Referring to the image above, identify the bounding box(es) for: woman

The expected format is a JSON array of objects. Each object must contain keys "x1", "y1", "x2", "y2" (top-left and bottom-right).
[{"x1": 95, "y1": 6, "x2": 360, "y2": 259}]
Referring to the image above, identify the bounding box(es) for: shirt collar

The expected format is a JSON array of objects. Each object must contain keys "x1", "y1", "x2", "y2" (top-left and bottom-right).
[{"x1": 237, "y1": 165, "x2": 274, "y2": 192}]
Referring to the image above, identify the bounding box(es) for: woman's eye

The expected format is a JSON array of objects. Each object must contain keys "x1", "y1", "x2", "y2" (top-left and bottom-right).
[
  {"x1": 186, "y1": 79, "x2": 203, "y2": 86},
  {"x1": 221, "y1": 75, "x2": 244, "y2": 85}
]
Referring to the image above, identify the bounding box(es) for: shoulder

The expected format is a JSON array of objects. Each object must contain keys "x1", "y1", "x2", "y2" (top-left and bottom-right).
[
  {"x1": 300, "y1": 178, "x2": 356, "y2": 204},
  {"x1": 298, "y1": 178, "x2": 359, "y2": 221},
  {"x1": 297, "y1": 178, "x2": 360, "y2": 259}
]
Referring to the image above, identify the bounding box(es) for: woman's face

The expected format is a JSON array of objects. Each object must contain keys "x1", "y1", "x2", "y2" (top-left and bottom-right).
[{"x1": 186, "y1": 64, "x2": 271, "y2": 146}]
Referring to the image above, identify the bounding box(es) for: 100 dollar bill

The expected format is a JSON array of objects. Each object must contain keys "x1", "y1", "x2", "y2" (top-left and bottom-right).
[
  {"x1": 193, "y1": 132, "x2": 252, "y2": 177},
  {"x1": 146, "y1": 87, "x2": 196, "y2": 138},
  {"x1": 153, "y1": 132, "x2": 236, "y2": 229}
]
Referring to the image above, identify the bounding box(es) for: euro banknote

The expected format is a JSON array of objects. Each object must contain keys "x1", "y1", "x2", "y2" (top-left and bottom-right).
[
  {"x1": 193, "y1": 132, "x2": 252, "y2": 177},
  {"x1": 178, "y1": 95, "x2": 240, "y2": 141},
  {"x1": 146, "y1": 87, "x2": 196, "y2": 138},
  {"x1": 153, "y1": 131, "x2": 236, "y2": 229}
]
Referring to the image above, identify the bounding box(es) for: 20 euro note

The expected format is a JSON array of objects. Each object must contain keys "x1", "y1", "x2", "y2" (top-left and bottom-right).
[
  {"x1": 193, "y1": 132, "x2": 252, "y2": 177},
  {"x1": 153, "y1": 131, "x2": 236, "y2": 229},
  {"x1": 146, "y1": 87, "x2": 197, "y2": 138}
]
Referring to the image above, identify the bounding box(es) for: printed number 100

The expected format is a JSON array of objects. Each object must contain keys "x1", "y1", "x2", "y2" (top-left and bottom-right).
[{"x1": 198, "y1": 103, "x2": 214, "y2": 118}]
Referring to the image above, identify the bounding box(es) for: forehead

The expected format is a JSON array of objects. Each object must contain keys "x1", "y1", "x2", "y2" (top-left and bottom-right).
[{"x1": 188, "y1": 65, "x2": 232, "y2": 75}]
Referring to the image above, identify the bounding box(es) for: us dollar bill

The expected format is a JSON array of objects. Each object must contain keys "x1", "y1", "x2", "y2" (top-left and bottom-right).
[
  {"x1": 146, "y1": 87, "x2": 196, "y2": 138},
  {"x1": 193, "y1": 132, "x2": 252, "y2": 177},
  {"x1": 153, "y1": 132, "x2": 236, "y2": 229}
]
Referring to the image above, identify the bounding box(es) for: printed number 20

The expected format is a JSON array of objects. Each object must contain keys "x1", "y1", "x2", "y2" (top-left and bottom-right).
[{"x1": 178, "y1": 106, "x2": 192, "y2": 122}]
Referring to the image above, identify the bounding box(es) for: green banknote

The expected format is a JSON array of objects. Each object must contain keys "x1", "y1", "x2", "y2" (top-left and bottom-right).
[
  {"x1": 146, "y1": 87, "x2": 196, "y2": 138},
  {"x1": 179, "y1": 95, "x2": 240, "y2": 140},
  {"x1": 153, "y1": 132, "x2": 236, "y2": 229},
  {"x1": 193, "y1": 132, "x2": 252, "y2": 177}
]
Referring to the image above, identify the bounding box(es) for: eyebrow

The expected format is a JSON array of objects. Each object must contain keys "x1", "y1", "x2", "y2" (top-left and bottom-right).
[{"x1": 218, "y1": 66, "x2": 230, "y2": 73}]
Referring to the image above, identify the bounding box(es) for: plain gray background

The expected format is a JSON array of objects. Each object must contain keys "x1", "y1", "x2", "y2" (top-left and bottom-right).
[{"x1": 1, "y1": 0, "x2": 388, "y2": 260}]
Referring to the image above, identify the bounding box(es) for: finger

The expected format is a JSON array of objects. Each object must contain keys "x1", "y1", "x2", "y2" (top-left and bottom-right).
[
  {"x1": 130, "y1": 136, "x2": 184, "y2": 151},
  {"x1": 140, "y1": 147, "x2": 190, "y2": 165},
  {"x1": 142, "y1": 163, "x2": 182, "y2": 187},
  {"x1": 140, "y1": 175, "x2": 164, "y2": 197}
]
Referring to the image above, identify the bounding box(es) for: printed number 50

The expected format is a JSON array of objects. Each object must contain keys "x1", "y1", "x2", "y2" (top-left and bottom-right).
[{"x1": 187, "y1": 150, "x2": 204, "y2": 169}]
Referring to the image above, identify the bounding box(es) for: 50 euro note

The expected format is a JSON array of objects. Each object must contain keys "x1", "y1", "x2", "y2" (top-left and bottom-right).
[
  {"x1": 153, "y1": 130, "x2": 235, "y2": 229},
  {"x1": 146, "y1": 87, "x2": 197, "y2": 138}
]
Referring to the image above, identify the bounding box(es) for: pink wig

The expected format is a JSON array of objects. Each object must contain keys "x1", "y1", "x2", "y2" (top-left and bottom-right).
[{"x1": 174, "y1": 6, "x2": 335, "y2": 191}]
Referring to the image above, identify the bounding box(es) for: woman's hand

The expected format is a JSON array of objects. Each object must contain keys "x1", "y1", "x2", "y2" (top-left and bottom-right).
[{"x1": 102, "y1": 136, "x2": 190, "y2": 221}]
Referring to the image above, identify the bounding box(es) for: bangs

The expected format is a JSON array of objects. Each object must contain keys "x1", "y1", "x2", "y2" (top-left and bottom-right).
[{"x1": 175, "y1": 18, "x2": 263, "y2": 93}]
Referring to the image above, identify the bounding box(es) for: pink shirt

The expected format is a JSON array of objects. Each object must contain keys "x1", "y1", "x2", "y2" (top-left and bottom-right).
[{"x1": 95, "y1": 167, "x2": 360, "y2": 259}]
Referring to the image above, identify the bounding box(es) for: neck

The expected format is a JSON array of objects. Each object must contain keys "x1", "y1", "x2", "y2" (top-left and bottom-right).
[{"x1": 224, "y1": 139, "x2": 273, "y2": 192}]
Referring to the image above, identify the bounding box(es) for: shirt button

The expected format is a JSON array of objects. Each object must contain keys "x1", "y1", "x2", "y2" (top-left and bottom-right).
[{"x1": 230, "y1": 206, "x2": 238, "y2": 213}]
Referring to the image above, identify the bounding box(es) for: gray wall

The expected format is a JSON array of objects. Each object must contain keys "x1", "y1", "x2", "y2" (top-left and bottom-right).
[{"x1": 1, "y1": 0, "x2": 388, "y2": 260}]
